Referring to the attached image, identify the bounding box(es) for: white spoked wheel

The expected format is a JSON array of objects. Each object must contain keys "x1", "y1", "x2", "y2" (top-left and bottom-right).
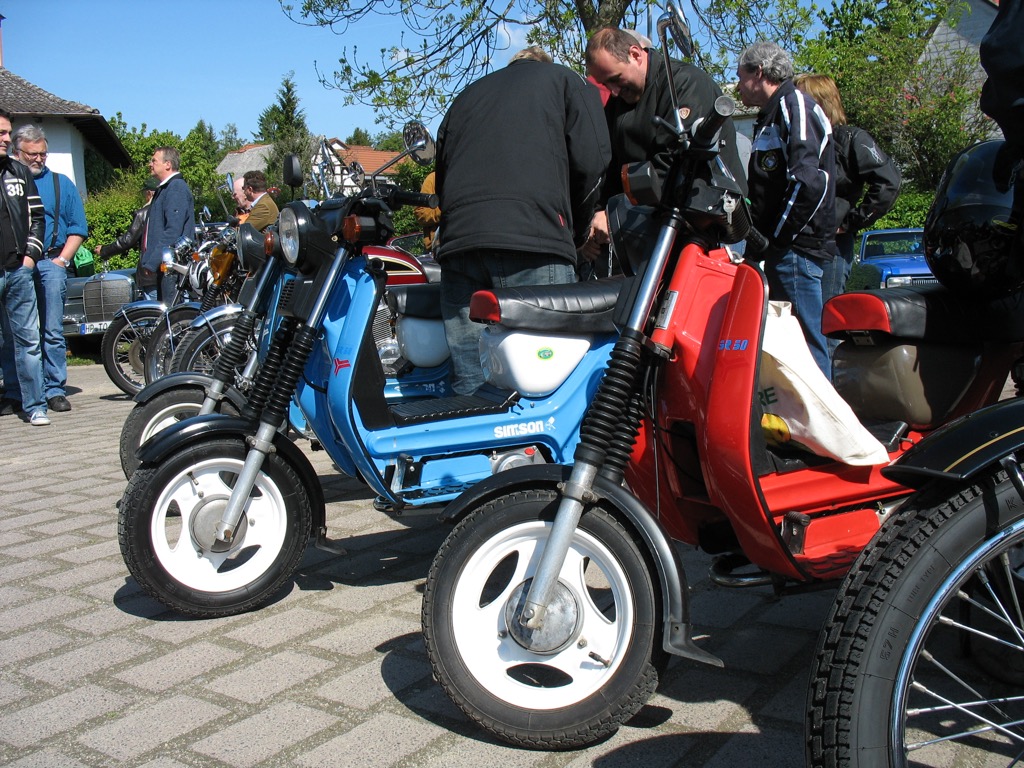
[
  {"x1": 118, "y1": 437, "x2": 311, "y2": 617},
  {"x1": 423, "y1": 489, "x2": 659, "y2": 749}
]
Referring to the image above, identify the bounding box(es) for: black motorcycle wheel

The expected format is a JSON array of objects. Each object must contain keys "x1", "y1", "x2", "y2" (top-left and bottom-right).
[
  {"x1": 118, "y1": 387, "x2": 242, "y2": 479},
  {"x1": 422, "y1": 489, "x2": 660, "y2": 749},
  {"x1": 807, "y1": 466, "x2": 1024, "y2": 767},
  {"x1": 144, "y1": 305, "x2": 200, "y2": 385},
  {"x1": 118, "y1": 436, "x2": 312, "y2": 618},
  {"x1": 168, "y1": 314, "x2": 238, "y2": 377},
  {"x1": 101, "y1": 307, "x2": 164, "y2": 396}
]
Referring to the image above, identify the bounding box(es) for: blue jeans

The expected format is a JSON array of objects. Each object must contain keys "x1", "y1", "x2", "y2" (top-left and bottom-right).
[
  {"x1": 35, "y1": 258, "x2": 68, "y2": 399},
  {"x1": 440, "y1": 250, "x2": 577, "y2": 395},
  {"x1": 0, "y1": 266, "x2": 46, "y2": 414},
  {"x1": 820, "y1": 232, "x2": 855, "y2": 357},
  {"x1": 765, "y1": 248, "x2": 832, "y2": 381}
]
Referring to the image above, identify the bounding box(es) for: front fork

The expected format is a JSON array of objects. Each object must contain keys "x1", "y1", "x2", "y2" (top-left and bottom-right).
[
  {"x1": 212, "y1": 252, "x2": 349, "y2": 544},
  {"x1": 519, "y1": 218, "x2": 681, "y2": 632}
]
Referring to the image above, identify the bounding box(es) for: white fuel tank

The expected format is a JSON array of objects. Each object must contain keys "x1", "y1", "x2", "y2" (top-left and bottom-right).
[{"x1": 396, "y1": 316, "x2": 450, "y2": 368}]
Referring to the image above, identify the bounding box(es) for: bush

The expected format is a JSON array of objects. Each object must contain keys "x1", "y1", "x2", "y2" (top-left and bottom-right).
[
  {"x1": 84, "y1": 180, "x2": 145, "y2": 272},
  {"x1": 874, "y1": 189, "x2": 933, "y2": 230}
]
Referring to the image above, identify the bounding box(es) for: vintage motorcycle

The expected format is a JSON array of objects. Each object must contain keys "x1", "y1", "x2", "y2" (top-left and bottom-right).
[
  {"x1": 420, "y1": 7, "x2": 1024, "y2": 765},
  {"x1": 117, "y1": 122, "x2": 616, "y2": 618},
  {"x1": 117, "y1": 154, "x2": 440, "y2": 480},
  {"x1": 100, "y1": 227, "x2": 231, "y2": 395}
]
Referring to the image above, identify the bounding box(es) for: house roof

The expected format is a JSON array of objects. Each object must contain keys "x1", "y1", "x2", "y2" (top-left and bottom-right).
[
  {"x1": 0, "y1": 67, "x2": 131, "y2": 168},
  {"x1": 215, "y1": 143, "x2": 274, "y2": 178},
  {"x1": 330, "y1": 142, "x2": 406, "y2": 176}
]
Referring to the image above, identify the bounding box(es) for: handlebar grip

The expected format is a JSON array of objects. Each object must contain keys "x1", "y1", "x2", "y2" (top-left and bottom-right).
[
  {"x1": 388, "y1": 188, "x2": 439, "y2": 209},
  {"x1": 746, "y1": 227, "x2": 770, "y2": 254},
  {"x1": 692, "y1": 94, "x2": 736, "y2": 148}
]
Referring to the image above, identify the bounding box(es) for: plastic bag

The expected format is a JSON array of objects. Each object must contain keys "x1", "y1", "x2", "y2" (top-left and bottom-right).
[
  {"x1": 73, "y1": 244, "x2": 96, "y2": 277},
  {"x1": 757, "y1": 301, "x2": 889, "y2": 466}
]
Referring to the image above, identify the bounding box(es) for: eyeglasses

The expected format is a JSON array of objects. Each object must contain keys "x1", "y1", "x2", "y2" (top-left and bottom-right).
[{"x1": 20, "y1": 151, "x2": 47, "y2": 160}]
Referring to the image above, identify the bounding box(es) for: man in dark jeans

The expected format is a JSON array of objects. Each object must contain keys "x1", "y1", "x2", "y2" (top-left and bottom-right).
[
  {"x1": 435, "y1": 47, "x2": 610, "y2": 395},
  {"x1": 13, "y1": 124, "x2": 88, "y2": 413},
  {"x1": 0, "y1": 108, "x2": 48, "y2": 425}
]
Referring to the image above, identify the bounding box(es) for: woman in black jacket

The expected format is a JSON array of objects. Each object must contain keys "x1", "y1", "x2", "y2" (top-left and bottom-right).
[{"x1": 794, "y1": 73, "x2": 902, "y2": 312}]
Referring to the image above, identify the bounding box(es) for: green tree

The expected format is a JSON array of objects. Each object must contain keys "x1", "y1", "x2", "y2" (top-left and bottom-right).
[
  {"x1": 181, "y1": 119, "x2": 224, "y2": 217},
  {"x1": 280, "y1": 0, "x2": 811, "y2": 123},
  {"x1": 257, "y1": 73, "x2": 316, "y2": 186},
  {"x1": 218, "y1": 123, "x2": 245, "y2": 153},
  {"x1": 345, "y1": 127, "x2": 373, "y2": 146},
  {"x1": 373, "y1": 130, "x2": 405, "y2": 152},
  {"x1": 800, "y1": 0, "x2": 989, "y2": 190}
]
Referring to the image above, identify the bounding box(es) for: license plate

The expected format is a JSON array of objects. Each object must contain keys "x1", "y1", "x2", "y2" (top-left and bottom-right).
[{"x1": 79, "y1": 321, "x2": 111, "y2": 335}]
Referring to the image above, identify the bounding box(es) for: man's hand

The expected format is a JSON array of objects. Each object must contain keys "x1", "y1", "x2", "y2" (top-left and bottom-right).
[{"x1": 577, "y1": 210, "x2": 609, "y2": 262}]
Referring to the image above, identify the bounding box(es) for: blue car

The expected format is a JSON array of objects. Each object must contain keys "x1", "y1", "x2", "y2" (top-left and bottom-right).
[{"x1": 850, "y1": 227, "x2": 936, "y2": 290}]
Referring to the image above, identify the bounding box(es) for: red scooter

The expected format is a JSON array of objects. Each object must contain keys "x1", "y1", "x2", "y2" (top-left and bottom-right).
[{"x1": 421, "y1": 6, "x2": 1024, "y2": 765}]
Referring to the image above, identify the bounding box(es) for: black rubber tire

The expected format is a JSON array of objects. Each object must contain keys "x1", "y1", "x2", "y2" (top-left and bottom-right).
[
  {"x1": 806, "y1": 467, "x2": 1024, "y2": 767},
  {"x1": 118, "y1": 436, "x2": 312, "y2": 618},
  {"x1": 168, "y1": 314, "x2": 238, "y2": 376},
  {"x1": 118, "y1": 386, "x2": 241, "y2": 479},
  {"x1": 144, "y1": 305, "x2": 200, "y2": 385},
  {"x1": 101, "y1": 307, "x2": 164, "y2": 396},
  {"x1": 422, "y1": 489, "x2": 660, "y2": 749}
]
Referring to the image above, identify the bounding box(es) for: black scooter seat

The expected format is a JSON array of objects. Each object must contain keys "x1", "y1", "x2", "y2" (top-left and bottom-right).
[
  {"x1": 388, "y1": 283, "x2": 442, "y2": 319},
  {"x1": 824, "y1": 284, "x2": 1024, "y2": 344},
  {"x1": 470, "y1": 276, "x2": 625, "y2": 333}
]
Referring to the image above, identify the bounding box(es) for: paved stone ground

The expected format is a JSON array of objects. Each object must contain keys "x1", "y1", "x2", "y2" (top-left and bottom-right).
[{"x1": 0, "y1": 363, "x2": 850, "y2": 767}]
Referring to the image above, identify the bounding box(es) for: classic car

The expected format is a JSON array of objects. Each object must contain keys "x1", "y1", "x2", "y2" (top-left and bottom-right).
[{"x1": 847, "y1": 227, "x2": 936, "y2": 290}]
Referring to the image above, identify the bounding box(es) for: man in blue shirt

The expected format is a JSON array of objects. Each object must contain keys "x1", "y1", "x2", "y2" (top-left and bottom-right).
[{"x1": 12, "y1": 125, "x2": 87, "y2": 413}]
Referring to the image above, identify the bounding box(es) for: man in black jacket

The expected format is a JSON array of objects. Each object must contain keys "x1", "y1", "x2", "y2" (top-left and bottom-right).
[
  {"x1": 0, "y1": 107, "x2": 48, "y2": 424},
  {"x1": 737, "y1": 41, "x2": 836, "y2": 381},
  {"x1": 584, "y1": 27, "x2": 747, "y2": 259},
  {"x1": 436, "y1": 47, "x2": 611, "y2": 395}
]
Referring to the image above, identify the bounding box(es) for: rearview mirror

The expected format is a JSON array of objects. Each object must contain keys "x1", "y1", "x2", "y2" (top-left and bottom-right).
[
  {"x1": 403, "y1": 121, "x2": 436, "y2": 166},
  {"x1": 283, "y1": 154, "x2": 303, "y2": 188}
]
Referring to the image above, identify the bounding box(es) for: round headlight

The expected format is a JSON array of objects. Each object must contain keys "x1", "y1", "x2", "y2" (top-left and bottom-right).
[{"x1": 279, "y1": 207, "x2": 300, "y2": 265}]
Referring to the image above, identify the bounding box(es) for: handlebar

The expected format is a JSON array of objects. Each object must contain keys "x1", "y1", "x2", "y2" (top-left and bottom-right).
[
  {"x1": 691, "y1": 95, "x2": 736, "y2": 148},
  {"x1": 384, "y1": 187, "x2": 438, "y2": 210}
]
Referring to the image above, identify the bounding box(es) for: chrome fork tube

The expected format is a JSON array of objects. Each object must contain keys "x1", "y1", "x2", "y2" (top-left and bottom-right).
[{"x1": 520, "y1": 215, "x2": 681, "y2": 630}]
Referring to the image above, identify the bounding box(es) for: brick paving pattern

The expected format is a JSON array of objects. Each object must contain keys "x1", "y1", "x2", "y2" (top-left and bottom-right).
[{"x1": 0, "y1": 363, "x2": 841, "y2": 767}]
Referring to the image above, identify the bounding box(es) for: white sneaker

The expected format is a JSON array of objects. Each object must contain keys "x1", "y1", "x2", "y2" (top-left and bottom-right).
[{"x1": 30, "y1": 410, "x2": 51, "y2": 426}]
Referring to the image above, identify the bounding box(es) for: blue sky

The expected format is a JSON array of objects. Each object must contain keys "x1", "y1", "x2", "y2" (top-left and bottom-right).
[{"x1": 1, "y1": 0, "x2": 464, "y2": 143}]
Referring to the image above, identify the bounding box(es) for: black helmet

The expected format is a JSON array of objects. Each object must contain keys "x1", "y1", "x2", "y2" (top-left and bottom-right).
[{"x1": 924, "y1": 140, "x2": 1022, "y2": 298}]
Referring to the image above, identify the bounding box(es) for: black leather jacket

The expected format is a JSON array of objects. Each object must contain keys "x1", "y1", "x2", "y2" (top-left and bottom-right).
[
  {"x1": 97, "y1": 204, "x2": 150, "y2": 259},
  {"x1": 0, "y1": 157, "x2": 45, "y2": 270}
]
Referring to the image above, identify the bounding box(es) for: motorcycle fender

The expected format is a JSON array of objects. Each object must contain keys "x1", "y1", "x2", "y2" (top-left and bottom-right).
[
  {"x1": 117, "y1": 299, "x2": 166, "y2": 316},
  {"x1": 136, "y1": 414, "x2": 326, "y2": 534},
  {"x1": 441, "y1": 465, "x2": 723, "y2": 668},
  {"x1": 132, "y1": 372, "x2": 247, "y2": 413},
  {"x1": 187, "y1": 303, "x2": 243, "y2": 330},
  {"x1": 883, "y1": 398, "x2": 1024, "y2": 488}
]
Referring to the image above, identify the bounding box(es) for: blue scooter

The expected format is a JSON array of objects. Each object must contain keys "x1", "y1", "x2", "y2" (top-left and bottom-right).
[{"x1": 116, "y1": 123, "x2": 621, "y2": 617}]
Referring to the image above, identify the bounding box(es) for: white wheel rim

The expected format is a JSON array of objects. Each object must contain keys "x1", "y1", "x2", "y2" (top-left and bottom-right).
[
  {"x1": 141, "y1": 402, "x2": 202, "y2": 443},
  {"x1": 450, "y1": 520, "x2": 635, "y2": 710},
  {"x1": 148, "y1": 456, "x2": 289, "y2": 592}
]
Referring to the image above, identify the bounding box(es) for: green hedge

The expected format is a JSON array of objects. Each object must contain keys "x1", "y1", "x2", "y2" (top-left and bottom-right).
[{"x1": 84, "y1": 181, "x2": 146, "y2": 272}]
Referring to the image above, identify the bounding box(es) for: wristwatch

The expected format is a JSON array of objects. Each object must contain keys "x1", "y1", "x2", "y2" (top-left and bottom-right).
[{"x1": 56, "y1": 256, "x2": 71, "y2": 268}]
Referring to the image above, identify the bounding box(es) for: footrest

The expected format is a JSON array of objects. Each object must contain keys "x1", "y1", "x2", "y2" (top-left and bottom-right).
[{"x1": 390, "y1": 389, "x2": 520, "y2": 426}]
